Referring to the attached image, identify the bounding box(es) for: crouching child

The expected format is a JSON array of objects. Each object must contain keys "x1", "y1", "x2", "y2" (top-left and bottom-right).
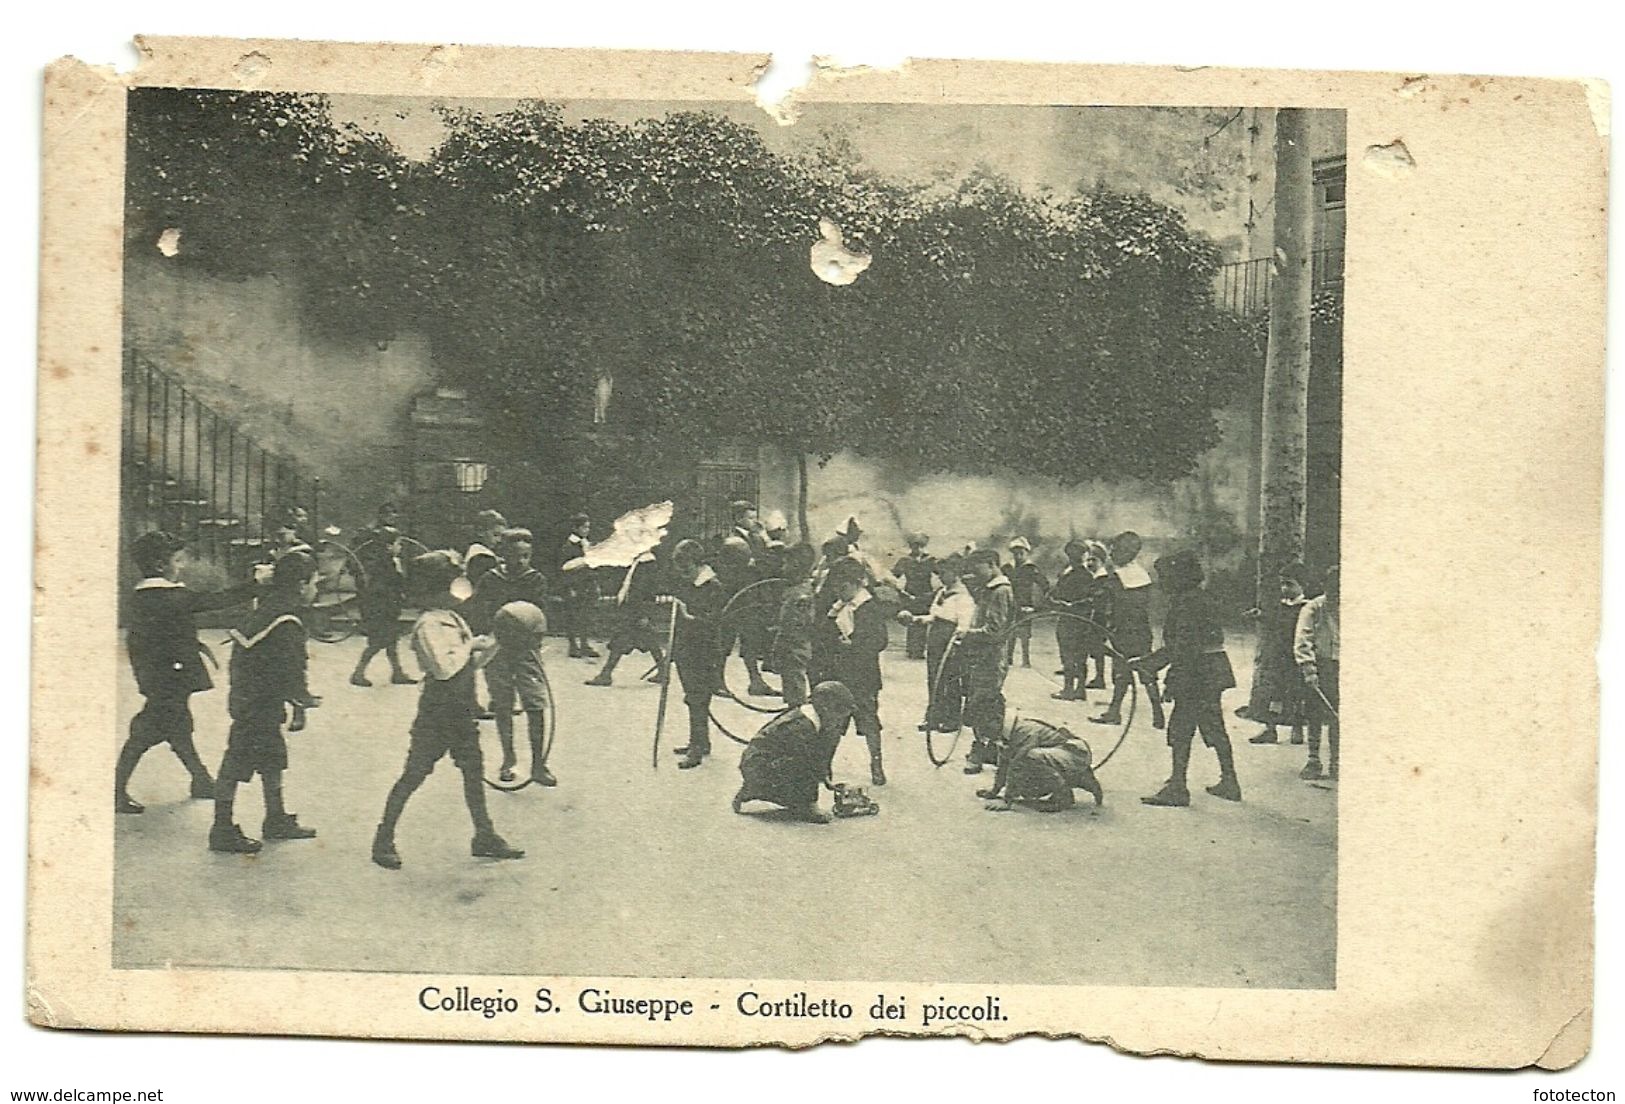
[
  {"x1": 372, "y1": 551, "x2": 524, "y2": 870},
  {"x1": 731, "y1": 681, "x2": 857, "y2": 823},
  {"x1": 210, "y1": 550, "x2": 321, "y2": 854},
  {"x1": 976, "y1": 709, "x2": 1104, "y2": 813}
]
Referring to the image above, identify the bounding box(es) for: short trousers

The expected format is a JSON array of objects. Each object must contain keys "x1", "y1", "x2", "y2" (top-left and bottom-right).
[{"x1": 218, "y1": 718, "x2": 288, "y2": 783}]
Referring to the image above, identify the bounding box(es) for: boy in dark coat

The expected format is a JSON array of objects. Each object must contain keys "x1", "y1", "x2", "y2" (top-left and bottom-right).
[
  {"x1": 467, "y1": 528, "x2": 550, "y2": 636},
  {"x1": 660, "y1": 539, "x2": 726, "y2": 770},
  {"x1": 731, "y1": 681, "x2": 857, "y2": 823},
  {"x1": 891, "y1": 533, "x2": 936, "y2": 660},
  {"x1": 1047, "y1": 539, "x2": 1105, "y2": 700},
  {"x1": 210, "y1": 551, "x2": 322, "y2": 853},
  {"x1": 1003, "y1": 537, "x2": 1048, "y2": 669},
  {"x1": 585, "y1": 551, "x2": 668, "y2": 686},
  {"x1": 372, "y1": 552, "x2": 524, "y2": 870},
  {"x1": 715, "y1": 533, "x2": 773, "y2": 697},
  {"x1": 769, "y1": 543, "x2": 819, "y2": 708},
  {"x1": 1137, "y1": 550, "x2": 1241, "y2": 807},
  {"x1": 818, "y1": 558, "x2": 891, "y2": 786},
  {"x1": 118, "y1": 530, "x2": 257, "y2": 814},
  {"x1": 556, "y1": 513, "x2": 600, "y2": 658},
  {"x1": 1091, "y1": 531, "x2": 1166, "y2": 730},
  {"x1": 350, "y1": 523, "x2": 415, "y2": 687}
]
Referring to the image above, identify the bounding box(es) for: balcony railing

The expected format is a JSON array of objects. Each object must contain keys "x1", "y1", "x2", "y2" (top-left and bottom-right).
[{"x1": 1215, "y1": 246, "x2": 1345, "y2": 316}]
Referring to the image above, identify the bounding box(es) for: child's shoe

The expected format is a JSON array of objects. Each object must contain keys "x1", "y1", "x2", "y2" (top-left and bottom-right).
[
  {"x1": 1249, "y1": 729, "x2": 1279, "y2": 745},
  {"x1": 371, "y1": 828, "x2": 401, "y2": 870},
  {"x1": 1140, "y1": 781, "x2": 1191, "y2": 807},
  {"x1": 471, "y1": 832, "x2": 525, "y2": 860},
  {"x1": 531, "y1": 766, "x2": 558, "y2": 787},
  {"x1": 870, "y1": 757, "x2": 887, "y2": 787},
  {"x1": 350, "y1": 674, "x2": 373, "y2": 687},
  {"x1": 585, "y1": 672, "x2": 613, "y2": 687},
  {"x1": 1090, "y1": 711, "x2": 1122, "y2": 726},
  {"x1": 116, "y1": 793, "x2": 144, "y2": 815},
  {"x1": 1299, "y1": 759, "x2": 1324, "y2": 780},
  {"x1": 390, "y1": 672, "x2": 419, "y2": 685},
  {"x1": 209, "y1": 824, "x2": 262, "y2": 854},
  {"x1": 1205, "y1": 777, "x2": 1243, "y2": 802},
  {"x1": 263, "y1": 813, "x2": 317, "y2": 840}
]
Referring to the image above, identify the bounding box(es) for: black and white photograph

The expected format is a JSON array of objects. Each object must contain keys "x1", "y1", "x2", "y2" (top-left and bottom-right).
[
  {"x1": 25, "y1": 32, "x2": 1605, "y2": 1070},
  {"x1": 111, "y1": 87, "x2": 1345, "y2": 989}
]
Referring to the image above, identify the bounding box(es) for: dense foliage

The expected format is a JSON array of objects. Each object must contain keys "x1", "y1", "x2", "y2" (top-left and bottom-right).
[{"x1": 127, "y1": 89, "x2": 1260, "y2": 490}]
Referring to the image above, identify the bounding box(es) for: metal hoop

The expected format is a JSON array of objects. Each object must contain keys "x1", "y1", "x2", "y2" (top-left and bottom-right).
[{"x1": 484, "y1": 662, "x2": 560, "y2": 792}]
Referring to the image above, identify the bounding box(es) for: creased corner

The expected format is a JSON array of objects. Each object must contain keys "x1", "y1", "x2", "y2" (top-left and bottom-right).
[
  {"x1": 26, "y1": 983, "x2": 85, "y2": 1031},
  {"x1": 1534, "y1": 1006, "x2": 1592, "y2": 1070},
  {"x1": 1578, "y1": 78, "x2": 1610, "y2": 141}
]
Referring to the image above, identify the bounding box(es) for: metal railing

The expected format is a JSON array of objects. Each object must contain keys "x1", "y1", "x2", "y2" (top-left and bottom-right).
[
  {"x1": 123, "y1": 352, "x2": 322, "y2": 577},
  {"x1": 1215, "y1": 246, "x2": 1345, "y2": 315}
]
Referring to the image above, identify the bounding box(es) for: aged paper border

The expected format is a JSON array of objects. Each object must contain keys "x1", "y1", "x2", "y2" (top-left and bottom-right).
[{"x1": 31, "y1": 37, "x2": 1605, "y2": 1065}]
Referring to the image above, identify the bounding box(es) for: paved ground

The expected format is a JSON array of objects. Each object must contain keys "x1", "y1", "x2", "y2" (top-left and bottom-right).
[{"x1": 113, "y1": 623, "x2": 1335, "y2": 988}]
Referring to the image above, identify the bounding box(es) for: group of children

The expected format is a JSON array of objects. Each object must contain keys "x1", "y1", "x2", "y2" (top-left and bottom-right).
[
  {"x1": 1241, "y1": 562, "x2": 1342, "y2": 781},
  {"x1": 121, "y1": 524, "x2": 550, "y2": 868},
  {"x1": 120, "y1": 497, "x2": 1343, "y2": 853},
  {"x1": 722, "y1": 522, "x2": 1341, "y2": 820}
]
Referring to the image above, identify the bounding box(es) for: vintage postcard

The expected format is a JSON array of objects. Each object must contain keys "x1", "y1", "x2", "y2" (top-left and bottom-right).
[{"x1": 30, "y1": 37, "x2": 1603, "y2": 1064}]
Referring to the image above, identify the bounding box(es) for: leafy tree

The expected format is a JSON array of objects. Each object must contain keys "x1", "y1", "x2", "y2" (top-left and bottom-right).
[{"x1": 125, "y1": 91, "x2": 1263, "y2": 535}]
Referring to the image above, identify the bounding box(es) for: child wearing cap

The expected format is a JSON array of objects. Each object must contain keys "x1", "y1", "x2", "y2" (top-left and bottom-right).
[
  {"x1": 118, "y1": 530, "x2": 258, "y2": 815},
  {"x1": 372, "y1": 551, "x2": 524, "y2": 870},
  {"x1": 210, "y1": 550, "x2": 322, "y2": 854},
  {"x1": 1003, "y1": 537, "x2": 1048, "y2": 669},
  {"x1": 1137, "y1": 549, "x2": 1241, "y2": 807},
  {"x1": 463, "y1": 509, "x2": 508, "y2": 586},
  {"x1": 489, "y1": 600, "x2": 556, "y2": 787}
]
